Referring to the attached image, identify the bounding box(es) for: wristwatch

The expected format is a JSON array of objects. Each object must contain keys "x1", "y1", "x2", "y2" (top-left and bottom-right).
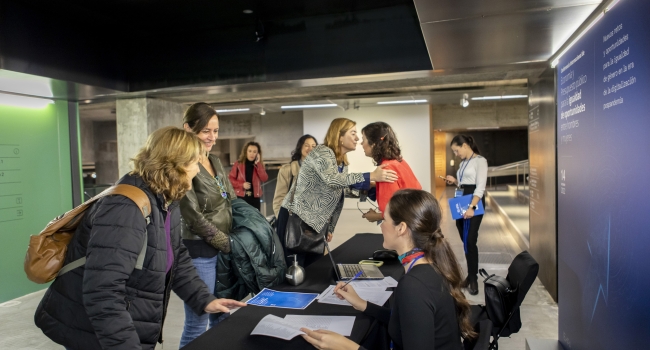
[{"x1": 469, "y1": 205, "x2": 477, "y2": 210}]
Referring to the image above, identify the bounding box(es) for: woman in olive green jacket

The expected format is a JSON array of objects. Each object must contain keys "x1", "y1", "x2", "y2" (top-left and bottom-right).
[
  {"x1": 179, "y1": 102, "x2": 235, "y2": 347},
  {"x1": 272, "y1": 135, "x2": 318, "y2": 217}
]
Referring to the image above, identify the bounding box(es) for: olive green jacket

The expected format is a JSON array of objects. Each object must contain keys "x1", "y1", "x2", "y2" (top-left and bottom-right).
[{"x1": 180, "y1": 154, "x2": 236, "y2": 253}]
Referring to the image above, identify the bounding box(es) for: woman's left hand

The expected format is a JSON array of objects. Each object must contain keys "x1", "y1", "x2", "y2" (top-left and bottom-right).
[
  {"x1": 300, "y1": 329, "x2": 359, "y2": 350},
  {"x1": 326, "y1": 233, "x2": 333, "y2": 242},
  {"x1": 463, "y1": 208, "x2": 475, "y2": 219},
  {"x1": 204, "y1": 298, "x2": 247, "y2": 313}
]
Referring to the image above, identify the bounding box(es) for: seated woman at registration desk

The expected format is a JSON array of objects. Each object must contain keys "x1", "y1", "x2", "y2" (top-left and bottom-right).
[{"x1": 301, "y1": 189, "x2": 476, "y2": 350}]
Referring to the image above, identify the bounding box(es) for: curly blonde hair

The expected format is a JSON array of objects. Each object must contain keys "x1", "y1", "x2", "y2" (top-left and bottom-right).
[{"x1": 130, "y1": 127, "x2": 202, "y2": 201}]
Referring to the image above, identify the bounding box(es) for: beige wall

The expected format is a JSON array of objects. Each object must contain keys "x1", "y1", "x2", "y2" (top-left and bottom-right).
[{"x1": 303, "y1": 104, "x2": 431, "y2": 198}]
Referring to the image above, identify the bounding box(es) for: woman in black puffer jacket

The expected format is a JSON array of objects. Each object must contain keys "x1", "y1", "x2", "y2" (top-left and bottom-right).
[{"x1": 34, "y1": 127, "x2": 246, "y2": 350}]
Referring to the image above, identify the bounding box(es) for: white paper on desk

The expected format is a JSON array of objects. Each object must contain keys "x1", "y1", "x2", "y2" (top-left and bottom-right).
[
  {"x1": 250, "y1": 315, "x2": 304, "y2": 340},
  {"x1": 318, "y1": 286, "x2": 393, "y2": 307},
  {"x1": 316, "y1": 285, "x2": 335, "y2": 300},
  {"x1": 250, "y1": 314, "x2": 357, "y2": 340},
  {"x1": 348, "y1": 276, "x2": 398, "y2": 289},
  {"x1": 284, "y1": 315, "x2": 355, "y2": 336}
]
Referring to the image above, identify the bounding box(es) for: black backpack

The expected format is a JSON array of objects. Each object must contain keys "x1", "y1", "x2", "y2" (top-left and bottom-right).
[{"x1": 479, "y1": 268, "x2": 521, "y2": 337}]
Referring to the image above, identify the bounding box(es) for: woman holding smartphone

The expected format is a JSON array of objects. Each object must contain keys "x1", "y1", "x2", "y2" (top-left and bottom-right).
[
  {"x1": 229, "y1": 141, "x2": 268, "y2": 211},
  {"x1": 444, "y1": 135, "x2": 488, "y2": 295}
]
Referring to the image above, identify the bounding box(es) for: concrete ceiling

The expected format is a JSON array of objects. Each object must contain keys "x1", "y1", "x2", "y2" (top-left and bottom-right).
[
  {"x1": 80, "y1": 63, "x2": 539, "y2": 121},
  {"x1": 76, "y1": 0, "x2": 608, "y2": 121}
]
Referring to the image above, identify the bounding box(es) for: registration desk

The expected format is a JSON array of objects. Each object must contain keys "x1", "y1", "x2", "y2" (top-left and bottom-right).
[{"x1": 184, "y1": 233, "x2": 403, "y2": 350}]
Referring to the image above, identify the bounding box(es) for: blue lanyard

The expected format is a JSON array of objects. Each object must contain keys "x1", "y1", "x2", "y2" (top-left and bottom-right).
[
  {"x1": 407, "y1": 255, "x2": 424, "y2": 273},
  {"x1": 458, "y1": 153, "x2": 474, "y2": 184}
]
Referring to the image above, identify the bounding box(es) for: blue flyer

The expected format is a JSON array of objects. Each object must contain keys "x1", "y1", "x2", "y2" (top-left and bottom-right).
[
  {"x1": 448, "y1": 194, "x2": 485, "y2": 220},
  {"x1": 246, "y1": 288, "x2": 319, "y2": 310}
]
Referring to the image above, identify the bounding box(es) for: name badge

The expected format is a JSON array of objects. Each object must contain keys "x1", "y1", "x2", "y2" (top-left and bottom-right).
[{"x1": 455, "y1": 188, "x2": 464, "y2": 198}]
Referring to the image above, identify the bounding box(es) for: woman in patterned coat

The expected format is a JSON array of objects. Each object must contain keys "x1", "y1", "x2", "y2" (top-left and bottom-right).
[{"x1": 276, "y1": 118, "x2": 398, "y2": 267}]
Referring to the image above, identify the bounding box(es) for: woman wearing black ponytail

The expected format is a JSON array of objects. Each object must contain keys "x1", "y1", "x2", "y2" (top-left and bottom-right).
[{"x1": 445, "y1": 135, "x2": 488, "y2": 295}]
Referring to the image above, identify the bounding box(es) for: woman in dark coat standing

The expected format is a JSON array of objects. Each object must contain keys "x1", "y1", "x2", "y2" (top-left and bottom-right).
[{"x1": 34, "y1": 127, "x2": 245, "y2": 350}]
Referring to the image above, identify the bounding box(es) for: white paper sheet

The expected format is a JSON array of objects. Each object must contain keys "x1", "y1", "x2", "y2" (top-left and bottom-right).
[
  {"x1": 284, "y1": 315, "x2": 355, "y2": 336},
  {"x1": 348, "y1": 276, "x2": 398, "y2": 289},
  {"x1": 250, "y1": 314, "x2": 357, "y2": 340},
  {"x1": 250, "y1": 315, "x2": 304, "y2": 340},
  {"x1": 317, "y1": 285, "x2": 393, "y2": 307}
]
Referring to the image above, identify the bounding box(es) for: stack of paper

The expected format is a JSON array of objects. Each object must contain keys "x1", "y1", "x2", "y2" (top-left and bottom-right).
[
  {"x1": 348, "y1": 276, "x2": 398, "y2": 289},
  {"x1": 250, "y1": 314, "x2": 356, "y2": 340},
  {"x1": 317, "y1": 285, "x2": 393, "y2": 307},
  {"x1": 246, "y1": 288, "x2": 319, "y2": 310}
]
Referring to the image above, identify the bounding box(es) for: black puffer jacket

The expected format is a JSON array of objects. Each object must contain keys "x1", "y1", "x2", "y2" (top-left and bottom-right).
[{"x1": 34, "y1": 174, "x2": 216, "y2": 350}]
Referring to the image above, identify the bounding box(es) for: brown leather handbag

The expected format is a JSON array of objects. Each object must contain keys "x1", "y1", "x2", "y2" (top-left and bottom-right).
[
  {"x1": 24, "y1": 184, "x2": 151, "y2": 284},
  {"x1": 284, "y1": 177, "x2": 327, "y2": 254}
]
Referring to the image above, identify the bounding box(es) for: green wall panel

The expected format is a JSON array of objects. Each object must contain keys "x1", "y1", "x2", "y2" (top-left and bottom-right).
[{"x1": 0, "y1": 100, "x2": 73, "y2": 302}]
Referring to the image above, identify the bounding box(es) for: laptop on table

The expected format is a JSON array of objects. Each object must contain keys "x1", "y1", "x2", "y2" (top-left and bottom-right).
[{"x1": 324, "y1": 241, "x2": 384, "y2": 280}]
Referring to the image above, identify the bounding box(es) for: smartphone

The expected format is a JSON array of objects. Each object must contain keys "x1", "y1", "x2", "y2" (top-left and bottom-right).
[
  {"x1": 438, "y1": 176, "x2": 447, "y2": 179},
  {"x1": 359, "y1": 260, "x2": 384, "y2": 267}
]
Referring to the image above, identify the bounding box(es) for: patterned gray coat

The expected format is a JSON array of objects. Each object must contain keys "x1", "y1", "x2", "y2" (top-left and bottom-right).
[{"x1": 281, "y1": 145, "x2": 364, "y2": 234}]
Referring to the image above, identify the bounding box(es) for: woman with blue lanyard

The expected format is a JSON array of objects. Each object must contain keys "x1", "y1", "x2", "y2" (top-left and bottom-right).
[
  {"x1": 300, "y1": 189, "x2": 476, "y2": 350},
  {"x1": 179, "y1": 102, "x2": 236, "y2": 346},
  {"x1": 445, "y1": 135, "x2": 488, "y2": 296}
]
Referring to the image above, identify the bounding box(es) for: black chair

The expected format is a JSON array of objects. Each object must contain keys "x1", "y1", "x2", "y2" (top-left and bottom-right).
[{"x1": 464, "y1": 251, "x2": 539, "y2": 350}]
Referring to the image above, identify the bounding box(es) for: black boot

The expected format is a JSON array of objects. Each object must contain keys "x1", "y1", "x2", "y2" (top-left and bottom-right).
[{"x1": 468, "y1": 275, "x2": 479, "y2": 295}]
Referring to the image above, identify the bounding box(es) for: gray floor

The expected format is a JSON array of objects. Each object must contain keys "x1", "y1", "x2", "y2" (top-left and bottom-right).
[{"x1": 0, "y1": 187, "x2": 557, "y2": 349}]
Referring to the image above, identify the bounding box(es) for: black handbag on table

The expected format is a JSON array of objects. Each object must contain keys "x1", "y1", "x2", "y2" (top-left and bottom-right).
[{"x1": 284, "y1": 173, "x2": 327, "y2": 254}]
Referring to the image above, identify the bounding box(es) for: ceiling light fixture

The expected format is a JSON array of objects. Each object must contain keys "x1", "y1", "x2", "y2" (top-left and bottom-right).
[
  {"x1": 281, "y1": 104, "x2": 337, "y2": 109},
  {"x1": 467, "y1": 127, "x2": 500, "y2": 130},
  {"x1": 216, "y1": 108, "x2": 250, "y2": 113},
  {"x1": 243, "y1": 9, "x2": 253, "y2": 14},
  {"x1": 0, "y1": 93, "x2": 54, "y2": 109},
  {"x1": 471, "y1": 95, "x2": 527, "y2": 101},
  {"x1": 260, "y1": 108, "x2": 266, "y2": 116},
  {"x1": 377, "y1": 99, "x2": 427, "y2": 105},
  {"x1": 549, "y1": 0, "x2": 621, "y2": 68}
]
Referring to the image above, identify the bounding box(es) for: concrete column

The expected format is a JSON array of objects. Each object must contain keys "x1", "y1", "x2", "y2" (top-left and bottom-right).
[
  {"x1": 116, "y1": 98, "x2": 185, "y2": 177},
  {"x1": 95, "y1": 141, "x2": 118, "y2": 184}
]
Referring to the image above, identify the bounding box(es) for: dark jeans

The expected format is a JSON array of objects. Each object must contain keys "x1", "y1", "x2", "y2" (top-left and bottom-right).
[{"x1": 276, "y1": 207, "x2": 324, "y2": 268}]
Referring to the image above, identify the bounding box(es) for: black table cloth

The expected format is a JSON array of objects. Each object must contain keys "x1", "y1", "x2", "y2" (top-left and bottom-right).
[{"x1": 183, "y1": 233, "x2": 403, "y2": 350}]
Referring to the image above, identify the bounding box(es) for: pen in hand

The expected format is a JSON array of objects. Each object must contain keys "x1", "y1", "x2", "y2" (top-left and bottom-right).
[{"x1": 333, "y1": 270, "x2": 364, "y2": 295}]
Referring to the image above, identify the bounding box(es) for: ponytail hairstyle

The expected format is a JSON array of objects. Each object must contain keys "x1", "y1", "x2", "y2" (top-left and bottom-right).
[
  {"x1": 450, "y1": 134, "x2": 480, "y2": 155},
  {"x1": 361, "y1": 122, "x2": 402, "y2": 164},
  {"x1": 387, "y1": 189, "x2": 477, "y2": 339},
  {"x1": 183, "y1": 102, "x2": 218, "y2": 134}
]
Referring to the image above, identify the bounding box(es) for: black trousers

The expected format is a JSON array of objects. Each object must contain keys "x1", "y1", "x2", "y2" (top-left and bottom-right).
[
  {"x1": 454, "y1": 185, "x2": 485, "y2": 278},
  {"x1": 239, "y1": 196, "x2": 261, "y2": 211},
  {"x1": 276, "y1": 207, "x2": 323, "y2": 268}
]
